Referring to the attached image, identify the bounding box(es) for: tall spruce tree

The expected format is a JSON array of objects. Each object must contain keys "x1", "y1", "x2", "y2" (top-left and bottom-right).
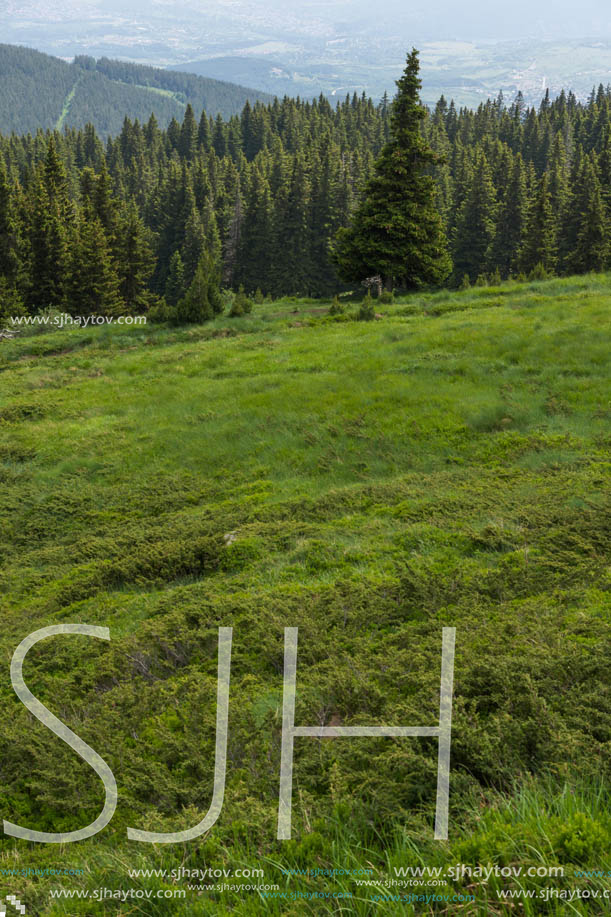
[
  {"x1": 272, "y1": 153, "x2": 311, "y2": 295},
  {"x1": 331, "y1": 49, "x2": 451, "y2": 290},
  {"x1": 518, "y1": 172, "x2": 557, "y2": 275},
  {"x1": 223, "y1": 178, "x2": 243, "y2": 286},
  {"x1": 28, "y1": 177, "x2": 70, "y2": 310},
  {"x1": 202, "y1": 198, "x2": 222, "y2": 263},
  {"x1": 0, "y1": 156, "x2": 20, "y2": 285},
  {"x1": 235, "y1": 168, "x2": 273, "y2": 292},
  {"x1": 174, "y1": 250, "x2": 221, "y2": 324},
  {"x1": 69, "y1": 216, "x2": 122, "y2": 317},
  {"x1": 548, "y1": 134, "x2": 570, "y2": 220},
  {"x1": 182, "y1": 206, "x2": 207, "y2": 285},
  {"x1": 179, "y1": 104, "x2": 198, "y2": 161},
  {"x1": 491, "y1": 153, "x2": 527, "y2": 277},
  {"x1": 116, "y1": 203, "x2": 156, "y2": 312},
  {"x1": 309, "y1": 146, "x2": 341, "y2": 295},
  {"x1": 452, "y1": 151, "x2": 497, "y2": 282},
  {"x1": 94, "y1": 160, "x2": 117, "y2": 238},
  {"x1": 165, "y1": 251, "x2": 186, "y2": 307},
  {"x1": 43, "y1": 138, "x2": 70, "y2": 210},
  {"x1": 558, "y1": 150, "x2": 586, "y2": 266},
  {"x1": 198, "y1": 111, "x2": 211, "y2": 151},
  {"x1": 566, "y1": 156, "x2": 609, "y2": 273},
  {"x1": 213, "y1": 115, "x2": 227, "y2": 158},
  {"x1": 597, "y1": 126, "x2": 611, "y2": 220}
]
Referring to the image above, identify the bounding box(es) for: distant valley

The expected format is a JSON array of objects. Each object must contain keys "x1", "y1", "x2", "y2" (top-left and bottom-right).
[{"x1": 169, "y1": 38, "x2": 611, "y2": 109}]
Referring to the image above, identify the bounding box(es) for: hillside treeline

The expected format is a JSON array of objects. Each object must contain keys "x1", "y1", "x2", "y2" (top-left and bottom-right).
[
  {"x1": 0, "y1": 44, "x2": 272, "y2": 137},
  {"x1": 1, "y1": 85, "x2": 611, "y2": 317}
]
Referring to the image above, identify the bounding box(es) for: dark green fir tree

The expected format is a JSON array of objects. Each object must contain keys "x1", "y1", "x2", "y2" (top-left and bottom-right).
[
  {"x1": 69, "y1": 217, "x2": 122, "y2": 317},
  {"x1": 518, "y1": 172, "x2": 557, "y2": 275},
  {"x1": 235, "y1": 169, "x2": 273, "y2": 292},
  {"x1": 452, "y1": 151, "x2": 497, "y2": 282},
  {"x1": 566, "y1": 156, "x2": 609, "y2": 274},
  {"x1": 179, "y1": 104, "x2": 198, "y2": 161},
  {"x1": 174, "y1": 251, "x2": 222, "y2": 324},
  {"x1": 331, "y1": 49, "x2": 451, "y2": 290},
  {"x1": 116, "y1": 203, "x2": 156, "y2": 312},
  {"x1": 490, "y1": 153, "x2": 527, "y2": 277},
  {"x1": 165, "y1": 251, "x2": 186, "y2": 307},
  {"x1": 0, "y1": 156, "x2": 20, "y2": 285}
]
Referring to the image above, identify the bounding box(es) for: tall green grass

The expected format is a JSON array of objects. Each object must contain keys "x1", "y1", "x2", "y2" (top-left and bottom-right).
[{"x1": 0, "y1": 274, "x2": 609, "y2": 914}]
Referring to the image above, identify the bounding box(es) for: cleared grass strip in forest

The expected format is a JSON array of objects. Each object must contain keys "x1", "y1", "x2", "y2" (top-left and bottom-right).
[
  {"x1": 133, "y1": 83, "x2": 186, "y2": 106},
  {"x1": 55, "y1": 77, "x2": 80, "y2": 131}
]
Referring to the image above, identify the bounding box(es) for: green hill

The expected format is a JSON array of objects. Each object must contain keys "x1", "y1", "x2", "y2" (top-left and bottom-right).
[
  {"x1": 0, "y1": 44, "x2": 273, "y2": 137},
  {"x1": 0, "y1": 275, "x2": 609, "y2": 913},
  {"x1": 168, "y1": 55, "x2": 329, "y2": 102}
]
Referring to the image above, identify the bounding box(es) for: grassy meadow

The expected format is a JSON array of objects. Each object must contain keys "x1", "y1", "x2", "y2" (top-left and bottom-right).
[{"x1": 0, "y1": 275, "x2": 609, "y2": 914}]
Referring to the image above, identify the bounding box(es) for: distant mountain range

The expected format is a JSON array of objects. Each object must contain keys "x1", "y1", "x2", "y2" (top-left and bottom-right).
[{"x1": 0, "y1": 44, "x2": 273, "y2": 137}]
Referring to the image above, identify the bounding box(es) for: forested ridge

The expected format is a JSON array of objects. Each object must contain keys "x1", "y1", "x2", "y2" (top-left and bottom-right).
[
  {"x1": 0, "y1": 44, "x2": 272, "y2": 138},
  {"x1": 2, "y1": 74, "x2": 611, "y2": 319}
]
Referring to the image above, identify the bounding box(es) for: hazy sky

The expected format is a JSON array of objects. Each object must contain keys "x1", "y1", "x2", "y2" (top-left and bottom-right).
[
  {"x1": 371, "y1": 0, "x2": 611, "y2": 39},
  {"x1": 264, "y1": 0, "x2": 611, "y2": 41}
]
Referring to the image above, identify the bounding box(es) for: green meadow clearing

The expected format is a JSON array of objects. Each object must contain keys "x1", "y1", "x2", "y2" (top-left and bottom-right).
[{"x1": 0, "y1": 275, "x2": 609, "y2": 915}]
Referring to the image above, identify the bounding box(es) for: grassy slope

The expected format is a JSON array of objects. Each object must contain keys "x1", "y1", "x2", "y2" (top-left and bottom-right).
[
  {"x1": 55, "y1": 80, "x2": 80, "y2": 132},
  {"x1": 0, "y1": 276, "x2": 609, "y2": 915}
]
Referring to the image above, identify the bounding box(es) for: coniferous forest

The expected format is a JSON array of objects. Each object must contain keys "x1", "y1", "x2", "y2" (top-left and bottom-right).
[{"x1": 2, "y1": 49, "x2": 611, "y2": 323}]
